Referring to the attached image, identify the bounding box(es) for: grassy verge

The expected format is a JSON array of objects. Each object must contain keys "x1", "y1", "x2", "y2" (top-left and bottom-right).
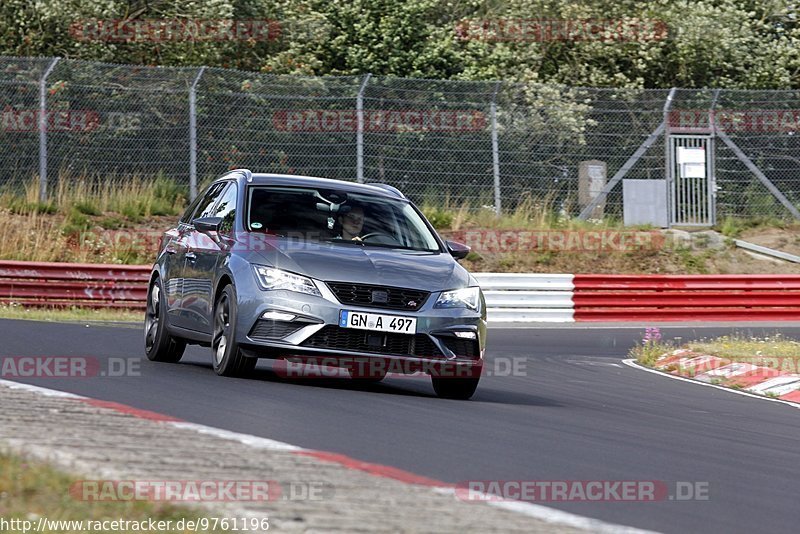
[
  {"x1": 420, "y1": 196, "x2": 730, "y2": 274},
  {"x1": 0, "y1": 175, "x2": 186, "y2": 264},
  {"x1": 715, "y1": 215, "x2": 795, "y2": 238},
  {"x1": 630, "y1": 332, "x2": 800, "y2": 368},
  {"x1": 0, "y1": 305, "x2": 142, "y2": 324},
  {"x1": 688, "y1": 333, "x2": 800, "y2": 360},
  {"x1": 0, "y1": 451, "x2": 227, "y2": 534}
]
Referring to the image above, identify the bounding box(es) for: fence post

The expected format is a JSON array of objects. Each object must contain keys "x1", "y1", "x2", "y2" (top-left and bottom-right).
[
  {"x1": 38, "y1": 58, "x2": 60, "y2": 203},
  {"x1": 356, "y1": 73, "x2": 372, "y2": 184},
  {"x1": 708, "y1": 88, "x2": 720, "y2": 225},
  {"x1": 491, "y1": 82, "x2": 502, "y2": 215},
  {"x1": 189, "y1": 66, "x2": 206, "y2": 201},
  {"x1": 663, "y1": 87, "x2": 676, "y2": 226}
]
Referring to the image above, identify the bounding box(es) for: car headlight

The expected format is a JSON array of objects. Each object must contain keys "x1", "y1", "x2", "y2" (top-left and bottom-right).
[
  {"x1": 252, "y1": 266, "x2": 321, "y2": 297},
  {"x1": 434, "y1": 287, "x2": 481, "y2": 311}
]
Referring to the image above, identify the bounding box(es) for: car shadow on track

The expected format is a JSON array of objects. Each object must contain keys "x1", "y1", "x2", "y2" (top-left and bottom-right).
[{"x1": 176, "y1": 359, "x2": 562, "y2": 407}]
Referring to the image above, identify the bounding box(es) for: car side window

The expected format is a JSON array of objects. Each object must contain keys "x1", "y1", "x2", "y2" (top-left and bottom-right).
[
  {"x1": 213, "y1": 183, "x2": 238, "y2": 236},
  {"x1": 185, "y1": 182, "x2": 226, "y2": 224},
  {"x1": 179, "y1": 191, "x2": 205, "y2": 224}
]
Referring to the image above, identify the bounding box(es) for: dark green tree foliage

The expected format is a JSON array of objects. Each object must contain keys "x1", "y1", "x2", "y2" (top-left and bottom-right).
[{"x1": 1, "y1": 0, "x2": 799, "y2": 89}]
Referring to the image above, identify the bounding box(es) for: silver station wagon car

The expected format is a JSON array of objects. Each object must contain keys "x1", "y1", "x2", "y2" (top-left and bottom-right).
[{"x1": 145, "y1": 170, "x2": 486, "y2": 399}]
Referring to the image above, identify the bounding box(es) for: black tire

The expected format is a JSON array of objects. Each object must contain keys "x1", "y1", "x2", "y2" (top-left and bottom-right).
[
  {"x1": 212, "y1": 285, "x2": 257, "y2": 377},
  {"x1": 144, "y1": 276, "x2": 186, "y2": 363},
  {"x1": 431, "y1": 376, "x2": 480, "y2": 400}
]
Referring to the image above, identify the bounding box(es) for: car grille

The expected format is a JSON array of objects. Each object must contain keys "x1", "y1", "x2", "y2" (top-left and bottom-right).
[
  {"x1": 248, "y1": 320, "x2": 304, "y2": 342},
  {"x1": 301, "y1": 326, "x2": 443, "y2": 358},
  {"x1": 439, "y1": 337, "x2": 480, "y2": 359},
  {"x1": 327, "y1": 282, "x2": 429, "y2": 312}
]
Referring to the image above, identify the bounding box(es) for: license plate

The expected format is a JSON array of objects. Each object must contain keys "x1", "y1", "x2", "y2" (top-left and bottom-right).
[{"x1": 339, "y1": 310, "x2": 417, "y2": 334}]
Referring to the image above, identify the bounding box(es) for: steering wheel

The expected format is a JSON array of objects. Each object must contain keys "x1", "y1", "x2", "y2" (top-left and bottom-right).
[{"x1": 359, "y1": 232, "x2": 397, "y2": 245}]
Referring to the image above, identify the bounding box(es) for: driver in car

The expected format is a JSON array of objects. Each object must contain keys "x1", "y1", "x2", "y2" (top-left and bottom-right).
[{"x1": 336, "y1": 205, "x2": 365, "y2": 241}]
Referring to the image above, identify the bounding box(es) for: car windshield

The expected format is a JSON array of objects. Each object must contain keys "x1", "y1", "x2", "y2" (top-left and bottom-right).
[{"x1": 246, "y1": 186, "x2": 441, "y2": 252}]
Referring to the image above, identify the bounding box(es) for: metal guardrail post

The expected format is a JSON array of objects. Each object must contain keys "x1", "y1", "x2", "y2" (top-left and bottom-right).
[
  {"x1": 188, "y1": 66, "x2": 206, "y2": 201},
  {"x1": 356, "y1": 73, "x2": 372, "y2": 184},
  {"x1": 38, "y1": 58, "x2": 60, "y2": 203},
  {"x1": 491, "y1": 82, "x2": 502, "y2": 215}
]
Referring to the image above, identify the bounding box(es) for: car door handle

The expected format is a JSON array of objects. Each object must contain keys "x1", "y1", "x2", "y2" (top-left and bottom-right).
[{"x1": 186, "y1": 251, "x2": 197, "y2": 262}]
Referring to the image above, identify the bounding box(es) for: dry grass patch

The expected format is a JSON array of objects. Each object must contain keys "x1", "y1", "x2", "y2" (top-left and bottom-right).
[
  {"x1": 0, "y1": 304, "x2": 142, "y2": 324},
  {"x1": 688, "y1": 333, "x2": 800, "y2": 361},
  {"x1": 0, "y1": 451, "x2": 228, "y2": 534},
  {"x1": 630, "y1": 332, "x2": 800, "y2": 369}
]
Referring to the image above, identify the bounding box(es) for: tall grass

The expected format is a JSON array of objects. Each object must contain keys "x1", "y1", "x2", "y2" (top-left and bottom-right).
[
  {"x1": 52, "y1": 172, "x2": 187, "y2": 220},
  {"x1": 420, "y1": 193, "x2": 625, "y2": 231},
  {"x1": 0, "y1": 210, "x2": 157, "y2": 263},
  {"x1": 0, "y1": 210, "x2": 68, "y2": 261},
  {"x1": 1, "y1": 173, "x2": 187, "y2": 219},
  {"x1": 0, "y1": 173, "x2": 187, "y2": 264}
]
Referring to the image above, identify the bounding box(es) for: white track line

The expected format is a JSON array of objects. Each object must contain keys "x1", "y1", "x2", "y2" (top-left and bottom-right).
[
  {"x1": 170, "y1": 422, "x2": 302, "y2": 452},
  {"x1": 433, "y1": 487, "x2": 655, "y2": 533},
  {"x1": 621, "y1": 359, "x2": 800, "y2": 410},
  {"x1": 0, "y1": 378, "x2": 84, "y2": 398}
]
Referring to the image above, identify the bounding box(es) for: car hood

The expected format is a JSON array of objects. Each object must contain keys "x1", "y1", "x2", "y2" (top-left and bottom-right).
[{"x1": 239, "y1": 235, "x2": 471, "y2": 291}]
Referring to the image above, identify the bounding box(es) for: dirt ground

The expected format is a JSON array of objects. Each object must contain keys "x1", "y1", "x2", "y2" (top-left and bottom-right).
[
  {"x1": 739, "y1": 226, "x2": 800, "y2": 258},
  {"x1": 458, "y1": 226, "x2": 800, "y2": 274}
]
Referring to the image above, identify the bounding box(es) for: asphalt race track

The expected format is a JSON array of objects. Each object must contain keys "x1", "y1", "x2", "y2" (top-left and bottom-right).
[{"x1": 3, "y1": 318, "x2": 800, "y2": 533}]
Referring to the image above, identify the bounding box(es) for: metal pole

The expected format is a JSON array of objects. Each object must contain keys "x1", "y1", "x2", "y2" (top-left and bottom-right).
[
  {"x1": 708, "y1": 89, "x2": 720, "y2": 225},
  {"x1": 491, "y1": 82, "x2": 502, "y2": 215},
  {"x1": 356, "y1": 73, "x2": 372, "y2": 184},
  {"x1": 189, "y1": 66, "x2": 206, "y2": 201},
  {"x1": 38, "y1": 58, "x2": 60, "y2": 203},
  {"x1": 663, "y1": 88, "x2": 676, "y2": 226}
]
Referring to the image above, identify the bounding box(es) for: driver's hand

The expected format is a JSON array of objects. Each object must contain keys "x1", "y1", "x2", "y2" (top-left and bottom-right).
[{"x1": 351, "y1": 236, "x2": 363, "y2": 242}]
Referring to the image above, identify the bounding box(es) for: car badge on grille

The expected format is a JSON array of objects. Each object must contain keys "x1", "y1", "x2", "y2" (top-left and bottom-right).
[
  {"x1": 407, "y1": 300, "x2": 418, "y2": 307},
  {"x1": 371, "y1": 290, "x2": 389, "y2": 303}
]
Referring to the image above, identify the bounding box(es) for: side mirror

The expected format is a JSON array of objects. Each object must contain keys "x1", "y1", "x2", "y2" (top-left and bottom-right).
[
  {"x1": 446, "y1": 240, "x2": 470, "y2": 260},
  {"x1": 192, "y1": 216, "x2": 223, "y2": 234}
]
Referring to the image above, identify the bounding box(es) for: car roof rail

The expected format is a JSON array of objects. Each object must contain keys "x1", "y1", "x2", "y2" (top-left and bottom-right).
[
  {"x1": 230, "y1": 168, "x2": 253, "y2": 182},
  {"x1": 367, "y1": 183, "x2": 406, "y2": 199}
]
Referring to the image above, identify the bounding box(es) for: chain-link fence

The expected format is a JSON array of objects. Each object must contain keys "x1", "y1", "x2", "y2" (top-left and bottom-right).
[{"x1": 2, "y1": 55, "x2": 799, "y2": 222}]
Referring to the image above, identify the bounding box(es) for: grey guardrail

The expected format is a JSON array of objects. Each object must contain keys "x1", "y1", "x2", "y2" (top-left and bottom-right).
[
  {"x1": 473, "y1": 273, "x2": 575, "y2": 323},
  {"x1": 734, "y1": 239, "x2": 800, "y2": 263}
]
